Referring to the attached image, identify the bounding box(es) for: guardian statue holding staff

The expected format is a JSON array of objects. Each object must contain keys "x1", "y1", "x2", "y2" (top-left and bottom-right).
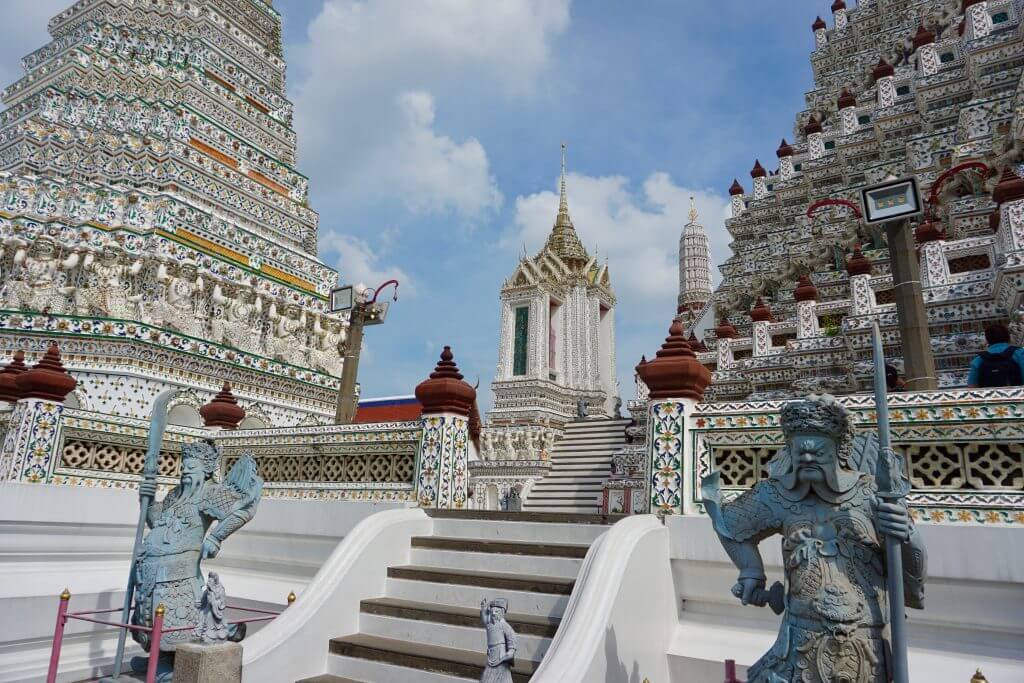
[{"x1": 702, "y1": 394, "x2": 927, "y2": 683}]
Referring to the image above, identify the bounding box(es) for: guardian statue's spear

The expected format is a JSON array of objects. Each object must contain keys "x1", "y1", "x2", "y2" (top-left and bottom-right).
[
  {"x1": 110, "y1": 390, "x2": 175, "y2": 679},
  {"x1": 871, "y1": 321, "x2": 910, "y2": 683}
]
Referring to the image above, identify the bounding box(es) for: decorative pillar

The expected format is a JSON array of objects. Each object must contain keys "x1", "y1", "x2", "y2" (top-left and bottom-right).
[
  {"x1": 794, "y1": 275, "x2": 820, "y2": 338},
  {"x1": 414, "y1": 346, "x2": 476, "y2": 509},
  {"x1": 874, "y1": 58, "x2": 896, "y2": 108},
  {"x1": 847, "y1": 245, "x2": 876, "y2": 315},
  {"x1": 749, "y1": 297, "x2": 774, "y2": 357},
  {"x1": 0, "y1": 344, "x2": 76, "y2": 483},
  {"x1": 714, "y1": 319, "x2": 738, "y2": 369},
  {"x1": 812, "y1": 16, "x2": 828, "y2": 49},
  {"x1": 993, "y1": 166, "x2": 1024, "y2": 258},
  {"x1": 964, "y1": 0, "x2": 991, "y2": 40},
  {"x1": 916, "y1": 213, "x2": 948, "y2": 288},
  {"x1": 750, "y1": 160, "x2": 768, "y2": 200},
  {"x1": 200, "y1": 382, "x2": 246, "y2": 430},
  {"x1": 0, "y1": 350, "x2": 27, "y2": 407},
  {"x1": 728, "y1": 179, "x2": 745, "y2": 217},
  {"x1": 913, "y1": 25, "x2": 938, "y2": 76},
  {"x1": 776, "y1": 139, "x2": 794, "y2": 180},
  {"x1": 636, "y1": 319, "x2": 711, "y2": 516},
  {"x1": 805, "y1": 116, "x2": 824, "y2": 159},
  {"x1": 838, "y1": 88, "x2": 858, "y2": 134},
  {"x1": 831, "y1": 0, "x2": 847, "y2": 30}
]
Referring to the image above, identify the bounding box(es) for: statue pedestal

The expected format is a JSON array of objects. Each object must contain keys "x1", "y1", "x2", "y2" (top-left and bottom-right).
[{"x1": 172, "y1": 642, "x2": 242, "y2": 683}]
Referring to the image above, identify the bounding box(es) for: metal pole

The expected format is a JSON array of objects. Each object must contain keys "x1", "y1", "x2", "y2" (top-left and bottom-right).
[
  {"x1": 46, "y1": 589, "x2": 70, "y2": 683},
  {"x1": 884, "y1": 219, "x2": 937, "y2": 391},
  {"x1": 871, "y1": 321, "x2": 909, "y2": 683},
  {"x1": 145, "y1": 604, "x2": 165, "y2": 683},
  {"x1": 111, "y1": 390, "x2": 174, "y2": 679},
  {"x1": 335, "y1": 305, "x2": 364, "y2": 423}
]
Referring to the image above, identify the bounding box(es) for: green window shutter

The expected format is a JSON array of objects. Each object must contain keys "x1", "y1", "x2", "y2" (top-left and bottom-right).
[{"x1": 513, "y1": 306, "x2": 529, "y2": 376}]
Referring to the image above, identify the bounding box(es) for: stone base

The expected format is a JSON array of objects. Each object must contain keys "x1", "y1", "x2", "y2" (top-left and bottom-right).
[{"x1": 172, "y1": 642, "x2": 242, "y2": 683}]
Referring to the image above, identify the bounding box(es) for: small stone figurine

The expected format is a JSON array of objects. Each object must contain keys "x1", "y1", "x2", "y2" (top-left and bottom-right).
[
  {"x1": 480, "y1": 598, "x2": 517, "y2": 682},
  {"x1": 195, "y1": 572, "x2": 238, "y2": 643},
  {"x1": 612, "y1": 396, "x2": 623, "y2": 419},
  {"x1": 576, "y1": 397, "x2": 588, "y2": 420}
]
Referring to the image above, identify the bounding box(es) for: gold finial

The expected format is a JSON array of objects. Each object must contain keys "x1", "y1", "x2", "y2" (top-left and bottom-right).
[
  {"x1": 287, "y1": 591, "x2": 297, "y2": 605},
  {"x1": 971, "y1": 669, "x2": 989, "y2": 683},
  {"x1": 559, "y1": 142, "x2": 569, "y2": 216},
  {"x1": 60, "y1": 588, "x2": 71, "y2": 601},
  {"x1": 688, "y1": 196, "x2": 698, "y2": 224},
  {"x1": 155, "y1": 603, "x2": 165, "y2": 617}
]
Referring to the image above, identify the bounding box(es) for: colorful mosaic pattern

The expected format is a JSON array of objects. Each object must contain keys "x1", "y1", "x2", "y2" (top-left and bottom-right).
[
  {"x1": 648, "y1": 400, "x2": 687, "y2": 515},
  {"x1": 0, "y1": 399, "x2": 64, "y2": 482},
  {"x1": 416, "y1": 415, "x2": 469, "y2": 509}
]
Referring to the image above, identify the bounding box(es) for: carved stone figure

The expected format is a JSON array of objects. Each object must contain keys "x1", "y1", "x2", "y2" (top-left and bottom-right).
[
  {"x1": 308, "y1": 313, "x2": 346, "y2": 376},
  {"x1": 540, "y1": 430, "x2": 555, "y2": 460},
  {"x1": 131, "y1": 441, "x2": 262, "y2": 678},
  {"x1": 268, "y1": 302, "x2": 307, "y2": 366},
  {"x1": 701, "y1": 395, "x2": 927, "y2": 683},
  {"x1": 195, "y1": 571, "x2": 230, "y2": 643},
  {"x1": 479, "y1": 598, "x2": 517, "y2": 683},
  {"x1": 481, "y1": 431, "x2": 495, "y2": 461},
  {"x1": 75, "y1": 243, "x2": 143, "y2": 319},
  {"x1": 150, "y1": 259, "x2": 205, "y2": 337},
  {"x1": 4, "y1": 236, "x2": 79, "y2": 313},
  {"x1": 612, "y1": 396, "x2": 623, "y2": 419},
  {"x1": 522, "y1": 430, "x2": 538, "y2": 460},
  {"x1": 576, "y1": 397, "x2": 588, "y2": 420},
  {"x1": 502, "y1": 430, "x2": 516, "y2": 459},
  {"x1": 211, "y1": 282, "x2": 263, "y2": 355}
]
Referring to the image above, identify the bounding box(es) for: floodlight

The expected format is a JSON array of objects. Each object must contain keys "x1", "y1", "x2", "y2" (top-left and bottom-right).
[{"x1": 859, "y1": 176, "x2": 923, "y2": 224}]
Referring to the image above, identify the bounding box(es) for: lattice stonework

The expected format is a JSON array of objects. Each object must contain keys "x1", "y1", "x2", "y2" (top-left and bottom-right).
[{"x1": 691, "y1": 389, "x2": 1024, "y2": 525}]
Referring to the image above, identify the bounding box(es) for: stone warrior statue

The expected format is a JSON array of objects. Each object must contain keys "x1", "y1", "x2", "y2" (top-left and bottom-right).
[
  {"x1": 131, "y1": 441, "x2": 262, "y2": 678},
  {"x1": 479, "y1": 597, "x2": 517, "y2": 682},
  {"x1": 701, "y1": 395, "x2": 926, "y2": 683}
]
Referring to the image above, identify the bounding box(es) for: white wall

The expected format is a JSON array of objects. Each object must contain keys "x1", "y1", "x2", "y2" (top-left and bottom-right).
[
  {"x1": 0, "y1": 483, "x2": 403, "y2": 683},
  {"x1": 665, "y1": 516, "x2": 1024, "y2": 682}
]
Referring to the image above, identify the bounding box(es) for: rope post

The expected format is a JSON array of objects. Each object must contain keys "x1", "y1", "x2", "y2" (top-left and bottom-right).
[
  {"x1": 287, "y1": 591, "x2": 296, "y2": 607},
  {"x1": 724, "y1": 659, "x2": 742, "y2": 683},
  {"x1": 46, "y1": 589, "x2": 71, "y2": 683},
  {"x1": 145, "y1": 603, "x2": 165, "y2": 683}
]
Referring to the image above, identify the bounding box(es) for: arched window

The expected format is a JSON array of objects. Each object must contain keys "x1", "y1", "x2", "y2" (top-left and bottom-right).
[
  {"x1": 167, "y1": 404, "x2": 202, "y2": 428},
  {"x1": 238, "y1": 416, "x2": 269, "y2": 430}
]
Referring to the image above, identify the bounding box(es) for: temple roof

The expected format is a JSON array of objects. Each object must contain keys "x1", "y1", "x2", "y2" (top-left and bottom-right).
[{"x1": 542, "y1": 144, "x2": 590, "y2": 266}]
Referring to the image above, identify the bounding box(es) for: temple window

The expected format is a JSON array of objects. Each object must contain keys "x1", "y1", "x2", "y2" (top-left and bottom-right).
[
  {"x1": 939, "y1": 52, "x2": 955, "y2": 63},
  {"x1": 771, "y1": 333, "x2": 796, "y2": 347},
  {"x1": 513, "y1": 306, "x2": 529, "y2": 376},
  {"x1": 857, "y1": 114, "x2": 871, "y2": 125},
  {"x1": 823, "y1": 140, "x2": 836, "y2": 150},
  {"x1": 991, "y1": 12, "x2": 1009, "y2": 24},
  {"x1": 896, "y1": 85, "x2": 911, "y2": 97},
  {"x1": 793, "y1": 163, "x2": 802, "y2": 172},
  {"x1": 948, "y1": 253, "x2": 992, "y2": 274},
  {"x1": 874, "y1": 289, "x2": 896, "y2": 305},
  {"x1": 548, "y1": 299, "x2": 562, "y2": 377}
]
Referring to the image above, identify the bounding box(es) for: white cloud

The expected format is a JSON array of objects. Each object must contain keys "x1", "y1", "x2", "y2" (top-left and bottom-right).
[
  {"x1": 292, "y1": 0, "x2": 570, "y2": 219},
  {"x1": 319, "y1": 230, "x2": 412, "y2": 294},
  {"x1": 511, "y1": 171, "x2": 730, "y2": 313}
]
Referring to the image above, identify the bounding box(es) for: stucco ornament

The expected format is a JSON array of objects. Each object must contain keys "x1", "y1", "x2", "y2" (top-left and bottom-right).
[
  {"x1": 701, "y1": 395, "x2": 927, "y2": 683},
  {"x1": 268, "y1": 301, "x2": 308, "y2": 366},
  {"x1": 479, "y1": 597, "x2": 517, "y2": 683},
  {"x1": 4, "y1": 236, "x2": 79, "y2": 313},
  {"x1": 151, "y1": 259, "x2": 205, "y2": 337},
  {"x1": 130, "y1": 441, "x2": 262, "y2": 677},
  {"x1": 211, "y1": 281, "x2": 264, "y2": 355},
  {"x1": 75, "y1": 243, "x2": 143, "y2": 319},
  {"x1": 308, "y1": 313, "x2": 347, "y2": 377}
]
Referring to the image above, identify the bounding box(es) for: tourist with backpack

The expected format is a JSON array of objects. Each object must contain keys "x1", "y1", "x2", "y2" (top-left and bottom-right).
[{"x1": 967, "y1": 324, "x2": 1024, "y2": 388}]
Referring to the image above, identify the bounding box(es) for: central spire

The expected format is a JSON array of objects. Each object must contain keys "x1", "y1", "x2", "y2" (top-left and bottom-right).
[
  {"x1": 688, "y1": 196, "x2": 698, "y2": 224},
  {"x1": 544, "y1": 143, "x2": 589, "y2": 265}
]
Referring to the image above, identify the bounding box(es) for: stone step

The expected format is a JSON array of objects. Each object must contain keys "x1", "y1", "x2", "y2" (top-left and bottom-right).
[
  {"x1": 540, "y1": 473, "x2": 608, "y2": 482},
  {"x1": 411, "y1": 535, "x2": 590, "y2": 557},
  {"x1": 297, "y1": 675, "x2": 366, "y2": 683},
  {"x1": 563, "y1": 419, "x2": 631, "y2": 430},
  {"x1": 325, "y1": 652, "x2": 476, "y2": 683},
  {"x1": 329, "y1": 634, "x2": 537, "y2": 683},
  {"x1": 357, "y1": 613, "x2": 550, "y2": 662},
  {"x1": 527, "y1": 487, "x2": 601, "y2": 497},
  {"x1": 409, "y1": 547, "x2": 581, "y2": 579},
  {"x1": 385, "y1": 577, "x2": 569, "y2": 618},
  {"x1": 387, "y1": 565, "x2": 575, "y2": 595},
  {"x1": 361, "y1": 597, "x2": 560, "y2": 638},
  {"x1": 522, "y1": 504, "x2": 601, "y2": 514}
]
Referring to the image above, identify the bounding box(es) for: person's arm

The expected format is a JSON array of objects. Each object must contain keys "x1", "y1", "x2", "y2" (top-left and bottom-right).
[{"x1": 966, "y1": 355, "x2": 982, "y2": 388}]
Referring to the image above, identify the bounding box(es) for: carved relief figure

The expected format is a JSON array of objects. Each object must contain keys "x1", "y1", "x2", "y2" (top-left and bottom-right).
[
  {"x1": 195, "y1": 571, "x2": 230, "y2": 643},
  {"x1": 701, "y1": 395, "x2": 927, "y2": 683},
  {"x1": 479, "y1": 598, "x2": 517, "y2": 683},
  {"x1": 75, "y1": 243, "x2": 143, "y2": 319},
  {"x1": 308, "y1": 313, "x2": 346, "y2": 376},
  {"x1": 268, "y1": 302, "x2": 307, "y2": 367},
  {"x1": 4, "y1": 236, "x2": 79, "y2": 313},
  {"x1": 211, "y1": 281, "x2": 263, "y2": 355},
  {"x1": 131, "y1": 442, "x2": 261, "y2": 676},
  {"x1": 150, "y1": 259, "x2": 205, "y2": 337}
]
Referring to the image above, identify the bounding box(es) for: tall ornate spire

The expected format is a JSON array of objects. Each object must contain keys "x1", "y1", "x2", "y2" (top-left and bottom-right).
[
  {"x1": 544, "y1": 143, "x2": 589, "y2": 265},
  {"x1": 678, "y1": 196, "x2": 712, "y2": 315}
]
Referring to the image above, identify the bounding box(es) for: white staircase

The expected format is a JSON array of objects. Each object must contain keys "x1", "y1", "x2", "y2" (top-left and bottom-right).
[{"x1": 523, "y1": 419, "x2": 630, "y2": 514}]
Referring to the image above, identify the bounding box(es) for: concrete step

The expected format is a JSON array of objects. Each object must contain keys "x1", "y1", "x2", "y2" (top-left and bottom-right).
[
  {"x1": 541, "y1": 474, "x2": 608, "y2": 482},
  {"x1": 357, "y1": 612, "x2": 550, "y2": 662},
  {"x1": 522, "y1": 504, "x2": 601, "y2": 514},
  {"x1": 410, "y1": 536, "x2": 590, "y2": 558},
  {"x1": 409, "y1": 547, "x2": 582, "y2": 579},
  {"x1": 324, "y1": 651, "x2": 476, "y2": 683},
  {"x1": 329, "y1": 634, "x2": 537, "y2": 682},
  {"x1": 387, "y1": 565, "x2": 575, "y2": 595},
  {"x1": 527, "y1": 487, "x2": 601, "y2": 497},
  {"x1": 563, "y1": 419, "x2": 631, "y2": 430},
  {"x1": 385, "y1": 577, "x2": 569, "y2": 619},
  {"x1": 361, "y1": 597, "x2": 560, "y2": 638},
  {"x1": 428, "y1": 515, "x2": 612, "y2": 545},
  {"x1": 297, "y1": 675, "x2": 366, "y2": 683}
]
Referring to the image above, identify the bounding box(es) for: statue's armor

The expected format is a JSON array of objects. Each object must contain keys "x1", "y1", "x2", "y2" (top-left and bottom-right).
[
  {"x1": 77, "y1": 260, "x2": 134, "y2": 318},
  {"x1": 8, "y1": 255, "x2": 69, "y2": 313},
  {"x1": 153, "y1": 276, "x2": 203, "y2": 337},
  {"x1": 215, "y1": 297, "x2": 261, "y2": 354},
  {"x1": 717, "y1": 476, "x2": 924, "y2": 683}
]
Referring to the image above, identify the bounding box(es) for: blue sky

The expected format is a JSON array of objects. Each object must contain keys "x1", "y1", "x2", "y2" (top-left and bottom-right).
[{"x1": 1, "y1": 0, "x2": 826, "y2": 411}]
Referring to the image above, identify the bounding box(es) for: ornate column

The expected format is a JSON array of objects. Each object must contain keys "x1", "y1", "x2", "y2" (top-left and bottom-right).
[
  {"x1": 749, "y1": 297, "x2": 774, "y2": 357},
  {"x1": 993, "y1": 166, "x2": 1024, "y2": 259},
  {"x1": 831, "y1": 0, "x2": 847, "y2": 30},
  {"x1": 874, "y1": 58, "x2": 896, "y2": 108},
  {"x1": 0, "y1": 344, "x2": 76, "y2": 483},
  {"x1": 915, "y1": 214, "x2": 948, "y2": 288},
  {"x1": 913, "y1": 25, "x2": 938, "y2": 76},
  {"x1": 636, "y1": 319, "x2": 711, "y2": 516},
  {"x1": 776, "y1": 140, "x2": 794, "y2": 180},
  {"x1": 847, "y1": 246, "x2": 876, "y2": 315},
  {"x1": 751, "y1": 160, "x2": 768, "y2": 200},
  {"x1": 964, "y1": 0, "x2": 991, "y2": 40},
  {"x1": 812, "y1": 16, "x2": 828, "y2": 50},
  {"x1": 838, "y1": 88, "x2": 857, "y2": 134},
  {"x1": 805, "y1": 116, "x2": 824, "y2": 159},
  {"x1": 200, "y1": 382, "x2": 246, "y2": 431},
  {"x1": 728, "y1": 179, "x2": 745, "y2": 217},
  {"x1": 714, "y1": 319, "x2": 738, "y2": 369},
  {"x1": 0, "y1": 350, "x2": 27, "y2": 408},
  {"x1": 794, "y1": 275, "x2": 820, "y2": 338},
  {"x1": 414, "y1": 346, "x2": 476, "y2": 509}
]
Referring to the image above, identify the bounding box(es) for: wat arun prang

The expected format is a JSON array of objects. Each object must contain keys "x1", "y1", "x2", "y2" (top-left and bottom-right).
[{"x1": 0, "y1": 0, "x2": 347, "y2": 441}]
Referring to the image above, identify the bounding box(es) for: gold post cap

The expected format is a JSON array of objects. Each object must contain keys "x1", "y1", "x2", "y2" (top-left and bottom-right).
[
  {"x1": 971, "y1": 669, "x2": 988, "y2": 683},
  {"x1": 155, "y1": 603, "x2": 166, "y2": 616},
  {"x1": 287, "y1": 591, "x2": 297, "y2": 605},
  {"x1": 60, "y1": 588, "x2": 71, "y2": 600}
]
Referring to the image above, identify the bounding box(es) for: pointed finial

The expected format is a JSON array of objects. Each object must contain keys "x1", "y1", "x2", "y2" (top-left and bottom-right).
[
  {"x1": 688, "y1": 196, "x2": 698, "y2": 224},
  {"x1": 559, "y1": 142, "x2": 569, "y2": 215}
]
